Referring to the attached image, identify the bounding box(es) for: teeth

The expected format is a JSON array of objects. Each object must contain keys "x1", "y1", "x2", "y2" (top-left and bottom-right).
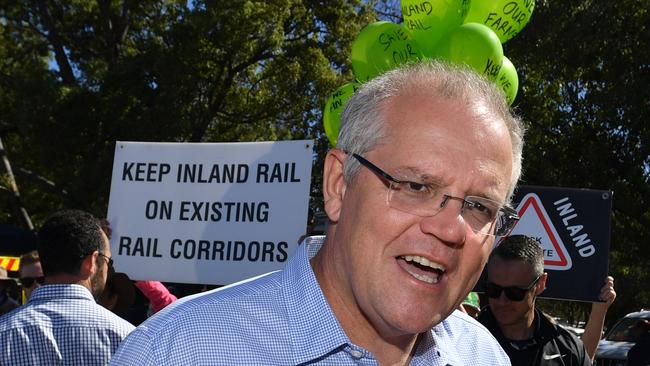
[
  {"x1": 400, "y1": 255, "x2": 446, "y2": 285},
  {"x1": 402, "y1": 255, "x2": 446, "y2": 272},
  {"x1": 408, "y1": 271, "x2": 440, "y2": 284}
]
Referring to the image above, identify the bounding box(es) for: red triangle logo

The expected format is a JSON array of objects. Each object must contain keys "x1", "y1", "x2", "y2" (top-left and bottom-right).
[{"x1": 508, "y1": 193, "x2": 572, "y2": 270}]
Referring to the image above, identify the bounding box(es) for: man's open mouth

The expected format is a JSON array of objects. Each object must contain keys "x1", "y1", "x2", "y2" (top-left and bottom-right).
[{"x1": 398, "y1": 255, "x2": 446, "y2": 284}]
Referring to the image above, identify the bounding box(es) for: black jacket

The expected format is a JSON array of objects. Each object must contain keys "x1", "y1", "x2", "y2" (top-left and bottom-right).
[{"x1": 479, "y1": 307, "x2": 591, "y2": 366}]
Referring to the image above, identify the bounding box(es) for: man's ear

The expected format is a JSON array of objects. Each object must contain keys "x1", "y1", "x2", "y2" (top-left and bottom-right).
[
  {"x1": 80, "y1": 251, "x2": 99, "y2": 278},
  {"x1": 535, "y1": 272, "x2": 548, "y2": 296},
  {"x1": 323, "y1": 149, "x2": 348, "y2": 223}
]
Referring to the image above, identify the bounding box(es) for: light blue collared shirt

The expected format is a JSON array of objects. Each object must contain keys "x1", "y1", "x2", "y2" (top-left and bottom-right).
[
  {"x1": 111, "y1": 236, "x2": 510, "y2": 365},
  {"x1": 0, "y1": 284, "x2": 135, "y2": 365}
]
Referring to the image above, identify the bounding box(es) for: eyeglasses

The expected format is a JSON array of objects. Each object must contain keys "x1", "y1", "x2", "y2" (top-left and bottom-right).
[
  {"x1": 98, "y1": 253, "x2": 114, "y2": 274},
  {"x1": 485, "y1": 275, "x2": 542, "y2": 301},
  {"x1": 20, "y1": 276, "x2": 45, "y2": 288},
  {"x1": 349, "y1": 153, "x2": 519, "y2": 236}
]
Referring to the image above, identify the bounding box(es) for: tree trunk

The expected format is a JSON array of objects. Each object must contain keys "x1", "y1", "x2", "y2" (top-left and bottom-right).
[{"x1": 0, "y1": 137, "x2": 34, "y2": 230}]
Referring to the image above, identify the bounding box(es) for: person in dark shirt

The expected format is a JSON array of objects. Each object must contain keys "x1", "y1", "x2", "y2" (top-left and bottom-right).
[{"x1": 478, "y1": 235, "x2": 591, "y2": 366}]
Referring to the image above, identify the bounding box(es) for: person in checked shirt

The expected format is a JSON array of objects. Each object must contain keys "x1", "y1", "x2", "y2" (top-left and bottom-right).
[{"x1": 0, "y1": 209, "x2": 135, "y2": 365}]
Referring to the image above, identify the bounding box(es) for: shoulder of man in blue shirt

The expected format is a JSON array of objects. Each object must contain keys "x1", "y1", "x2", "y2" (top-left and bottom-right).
[
  {"x1": 0, "y1": 284, "x2": 134, "y2": 331},
  {"x1": 441, "y1": 309, "x2": 511, "y2": 363},
  {"x1": 111, "y1": 261, "x2": 309, "y2": 365},
  {"x1": 0, "y1": 284, "x2": 135, "y2": 366},
  {"x1": 126, "y1": 268, "x2": 286, "y2": 336}
]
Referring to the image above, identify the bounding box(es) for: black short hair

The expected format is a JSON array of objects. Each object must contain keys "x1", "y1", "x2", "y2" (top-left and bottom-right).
[
  {"x1": 37, "y1": 210, "x2": 105, "y2": 276},
  {"x1": 488, "y1": 235, "x2": 544, "y2": 277}
]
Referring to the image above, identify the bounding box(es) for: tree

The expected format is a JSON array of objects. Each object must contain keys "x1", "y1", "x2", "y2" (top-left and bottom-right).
[
  {"x1": 506, "y1": 0, "x2": 650, "y2": 324},
  {"x1": 0, "y1": 0, "x2": 375, "y2": 225}
]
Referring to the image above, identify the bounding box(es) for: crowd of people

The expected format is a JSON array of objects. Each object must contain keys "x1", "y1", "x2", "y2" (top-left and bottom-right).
[{"x1": 0, "y1": 61, "x2": 642, "y2": 365}]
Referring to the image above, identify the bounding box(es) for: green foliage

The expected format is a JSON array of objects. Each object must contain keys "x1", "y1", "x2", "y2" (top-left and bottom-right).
[
  {"x1": 505, "y1": 0, "x2": 650, "y2": 326},
  {"x1": 0, "y1": 0, "x2": 374, "y2": 225}
]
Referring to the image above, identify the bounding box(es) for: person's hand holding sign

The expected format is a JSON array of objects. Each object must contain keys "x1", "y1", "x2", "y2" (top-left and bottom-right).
[
  {"x1": 582, "y1": 276, "x2": 616, "y2": 361},
  {"x1": 596, "y1": 276, "x2": 617, "y2": 306}
]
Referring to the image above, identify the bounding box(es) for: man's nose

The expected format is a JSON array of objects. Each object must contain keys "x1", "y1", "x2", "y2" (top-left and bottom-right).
[{"x1": 419, "y1": 196, "x2": 467, "y2": 246}]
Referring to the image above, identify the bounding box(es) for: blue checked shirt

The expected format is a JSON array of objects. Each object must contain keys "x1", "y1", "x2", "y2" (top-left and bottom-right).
[
  {"x1": 0, "y1": 284, "x2": 135, "y2": 365},
  {"x1": 111, "y1": 236, "x2": 510, "y2": 365}
]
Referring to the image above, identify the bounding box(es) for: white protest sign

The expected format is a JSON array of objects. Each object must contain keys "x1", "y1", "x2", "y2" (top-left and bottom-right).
[{"x1": 106, "y1": 140, "x2": 313, "y2": 285}]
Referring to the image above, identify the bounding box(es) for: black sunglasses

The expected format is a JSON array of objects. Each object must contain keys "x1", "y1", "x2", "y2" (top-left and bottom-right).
[
  {"x1": 21, "y1": 276, "x2": 45, "y2": 288},
  {"x1": 485, "y1": 275, "x2": 541, "y2": 301}
]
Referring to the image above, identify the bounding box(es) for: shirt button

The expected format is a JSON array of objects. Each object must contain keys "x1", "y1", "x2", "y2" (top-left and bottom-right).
[{"x1": 350, "y1": 350, "x2": 363, "y2": 359}]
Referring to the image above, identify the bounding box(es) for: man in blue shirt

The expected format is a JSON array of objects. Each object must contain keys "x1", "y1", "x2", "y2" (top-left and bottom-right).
[
  {"x1": 112, "y1": 61, "x2": 524, "y2": 365},
  {"x1": 0, "y1": 210, "x2": 135, "y2": 365}
]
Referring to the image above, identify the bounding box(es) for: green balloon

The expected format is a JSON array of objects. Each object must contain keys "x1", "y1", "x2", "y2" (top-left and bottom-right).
[
  {"x1": 434, "y1": 23, "x2": 503, "y2": 80},
  {"x1": 496, "y1": 56, "x2": 518, "y2": 105},
  {"x1": 323, "y1": 83, "x2": 359, "y2": 147},
  {"x1": 351, "y1": 21, "x2": 423, "y2": 83},
  {"x1": 464, "y1": 0, "x2": 535, "y2": 43},
  {"x1": 401, "y1": 0, "x2": 472, "y2": 58},
  {"x1": 351, "y1": 21, "x2": 391, "y2": 83}
]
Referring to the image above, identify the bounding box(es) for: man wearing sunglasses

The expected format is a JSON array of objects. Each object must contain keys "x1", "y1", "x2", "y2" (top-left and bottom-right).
[
  {"x1": 113, "y1": 61, "x2": 523, "y2": 365},
  {"x1": 478, "y1": 235, "x2": 591, "y2": 366},
  {"x1": 0, "y1": 209, "x2": 134, "y2": 365},
  {"x1": 18, "y1": 250, "x2": 43, "y2": 301}
]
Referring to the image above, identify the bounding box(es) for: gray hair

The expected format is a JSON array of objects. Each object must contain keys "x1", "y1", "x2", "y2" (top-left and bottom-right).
[
  {"x1": 489, "y1": 235, "x2": 544, "y2": 278},
  {"x1": 336, "y1": 60, "x2": 525, "y2": 202}
]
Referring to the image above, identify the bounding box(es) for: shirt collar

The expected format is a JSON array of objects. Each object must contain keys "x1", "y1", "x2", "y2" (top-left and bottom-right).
[
  {"x1": 29, "y1": 283, "x2": 96, "y2": 303},
  {"x1": 284, "y1": 237, "x2": 457, "y2": 365},
  {"x1": 282, "y1": 240, "x2": 350, "y2": 365}
]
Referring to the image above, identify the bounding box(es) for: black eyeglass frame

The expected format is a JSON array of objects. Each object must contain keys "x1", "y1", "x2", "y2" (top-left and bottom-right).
[
  {"x1": 98, "y1": 252, "x2": 115, "y2": 274},
  {"x1": 485, "y1": 274, "x2": 542, "y2": 301},
  {"x1": 348, "y1": 152, "x2": 520, "y2": 236}
]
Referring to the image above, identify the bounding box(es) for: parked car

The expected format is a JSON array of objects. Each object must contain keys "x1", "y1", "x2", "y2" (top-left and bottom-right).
[
  {"x1": 553, "y1": 317, "x2": 586, "y2": 338},
  {"x1": 594, "y1": 309, "x2": 650, "y2": 366}
]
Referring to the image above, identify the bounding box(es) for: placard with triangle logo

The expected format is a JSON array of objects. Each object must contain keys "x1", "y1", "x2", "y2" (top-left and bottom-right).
[{"x1": 509, "y1": 193, "x2": 572, "y2": 270}]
